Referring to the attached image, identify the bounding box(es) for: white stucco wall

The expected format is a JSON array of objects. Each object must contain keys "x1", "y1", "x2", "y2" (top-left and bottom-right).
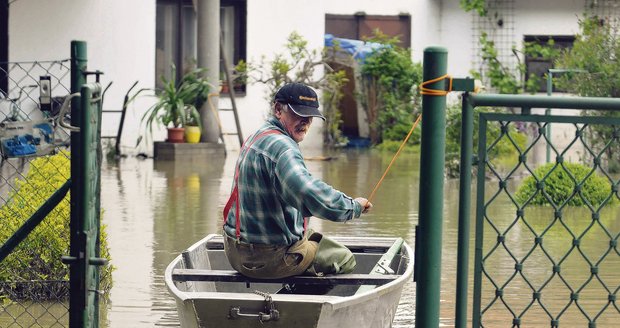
[
  {"x1": 9, "y1": 0, "x2": 156, "y2": 154},
  {"x1": 516, "y1": 0, "x2": 585, "y2": 36},
  {"x1": 8, "y1": 0, "x2": 591, "y2": 155}
]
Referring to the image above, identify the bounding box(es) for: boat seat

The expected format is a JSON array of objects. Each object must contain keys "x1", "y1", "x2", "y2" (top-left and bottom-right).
[{"x1": 171, "y1": 269, "x2": 399, "y2": 286}]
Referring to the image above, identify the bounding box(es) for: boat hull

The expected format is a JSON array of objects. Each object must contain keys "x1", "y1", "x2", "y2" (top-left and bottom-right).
[{"x1": 165, "y1": 235, "x2": 413, "y2": 328}]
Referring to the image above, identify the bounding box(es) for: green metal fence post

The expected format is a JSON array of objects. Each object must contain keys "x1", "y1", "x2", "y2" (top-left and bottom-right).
[
  {"x1": 416, "y1": 46, "x2": 448, "y2": 328},
  {"x1": 69, "y1": 40, "x2": 87, "y2": 328},
  {"x1": 546, "y1": 71, "x2": 553, "y2": 163},
  {"x1": 455, "y1": 93, "x2": 475, "y2": 328}
]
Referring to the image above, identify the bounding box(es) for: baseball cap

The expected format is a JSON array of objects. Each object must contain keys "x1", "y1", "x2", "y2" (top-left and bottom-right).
[{"x1": 274, "y1": 83, "x2": 325, "y2": 120}]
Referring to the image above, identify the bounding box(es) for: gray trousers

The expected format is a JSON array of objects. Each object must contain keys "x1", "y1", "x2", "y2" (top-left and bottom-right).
[{"x1": 223, "y1": 230, "x2": 356, "y2": 279}]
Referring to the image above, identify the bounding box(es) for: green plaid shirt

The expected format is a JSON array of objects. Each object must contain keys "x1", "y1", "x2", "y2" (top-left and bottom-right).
[{"x1": 223, "y1": 117, "x2": 362, "y2": 245}]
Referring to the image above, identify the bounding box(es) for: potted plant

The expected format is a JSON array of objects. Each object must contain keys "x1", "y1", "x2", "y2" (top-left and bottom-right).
[
  {"x1": 140, "y1": 64, "x2": 210, "y2": 143},
  {"x1": 232, "y1": 59, "x2": 249, "y2": 93}
]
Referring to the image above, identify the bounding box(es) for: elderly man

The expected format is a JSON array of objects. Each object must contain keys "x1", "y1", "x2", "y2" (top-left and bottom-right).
[{"x1": 223, "y1": 82, "x2": 372, "y2": 280}]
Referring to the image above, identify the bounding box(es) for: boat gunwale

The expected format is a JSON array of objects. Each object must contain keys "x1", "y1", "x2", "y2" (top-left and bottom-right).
[{"x1": 164, "y1": 234, "x2": 413, "y2": 309}]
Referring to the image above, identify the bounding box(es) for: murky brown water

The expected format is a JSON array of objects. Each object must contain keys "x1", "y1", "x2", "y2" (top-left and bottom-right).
[{"x1": 97, "y1": 148, "x2": 620, "y2": 327}]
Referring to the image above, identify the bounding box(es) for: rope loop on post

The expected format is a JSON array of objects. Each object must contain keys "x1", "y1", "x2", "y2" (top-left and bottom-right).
[{"x1": 420, "y1": 74, "x2": 453, "y2": 96}]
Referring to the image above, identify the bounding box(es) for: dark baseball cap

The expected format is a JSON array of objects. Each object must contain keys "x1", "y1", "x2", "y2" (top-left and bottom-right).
[{"x1": 274, "y1": 83, "x2": 325, "y2": 120}]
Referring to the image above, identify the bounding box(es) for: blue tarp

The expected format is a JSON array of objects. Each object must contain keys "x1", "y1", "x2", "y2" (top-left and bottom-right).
[{"x1": 324, "y1": 34, "x2": 387, "y2": 63}]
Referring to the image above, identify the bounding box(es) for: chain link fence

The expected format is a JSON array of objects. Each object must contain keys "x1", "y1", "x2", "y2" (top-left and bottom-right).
[
  {"x1": 0, "y1": 59, "x2": 73, "y2": 327},
  {"x1": 474, "y1": 112, "x2": 620, "y2": 327}
]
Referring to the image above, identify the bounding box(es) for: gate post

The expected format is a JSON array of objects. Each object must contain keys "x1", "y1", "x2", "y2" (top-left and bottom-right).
[
  {"x1": 455, "y1": 93, "x2": 474, "y2": 328},
  {"x1": 416, "y1": 47, "x2": 448, "y2": 328},
  {"x1": 69, "y1": 40, "x2": 88, "y2": 327}
]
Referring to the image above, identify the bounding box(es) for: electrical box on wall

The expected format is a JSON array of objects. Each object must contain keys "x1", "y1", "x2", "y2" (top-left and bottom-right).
[{"x1": 39, "y1": 76, "x2": 51, "y2": 112}]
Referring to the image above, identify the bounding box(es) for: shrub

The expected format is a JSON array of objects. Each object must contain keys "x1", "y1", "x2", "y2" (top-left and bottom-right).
[
  {"x1": 515, "y1": 162, "x2": 615, "y2": 207},
  {"x1": 359, "y1": 31, "x2": 422, "y2": 145},
  {"x1": 0, "y1": 151, "x2": 113, "y2": 301}
]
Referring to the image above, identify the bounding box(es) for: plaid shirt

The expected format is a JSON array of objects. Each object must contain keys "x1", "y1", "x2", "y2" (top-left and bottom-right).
[{"x1": 223, "y1": 117, "x2": 362, "y2": 245}]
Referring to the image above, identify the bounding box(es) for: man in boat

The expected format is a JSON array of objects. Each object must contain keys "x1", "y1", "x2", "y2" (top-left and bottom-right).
[{"x1": 223, "y1": 82, "x2": 372, "y2": 280}]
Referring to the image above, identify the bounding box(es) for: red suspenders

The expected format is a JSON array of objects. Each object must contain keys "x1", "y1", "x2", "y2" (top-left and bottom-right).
[
  {"x1": 222, "y1": 130, "x2": 281, "y2": 238},
  {"x1": 222, "y1": 129, "x2": 309, "y2": 240}
]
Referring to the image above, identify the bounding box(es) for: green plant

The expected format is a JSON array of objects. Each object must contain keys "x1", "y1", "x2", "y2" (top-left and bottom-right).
[
  {"x1": 471, "y1": 32, "x2": 560, "y2": 95},
  {"x1": 359, "y1": 30, "x2": 422, "y2": 145},
  {"x1": 140, "y1": 64, "x2": 210, "y2": 140},
  {"x1": 556, "y1": 17, "x2": 620, "y2": 98},
  {"x1": 460, "y1": 0, "x2": 488, "y2": 16},
  {"x1": 0, "y1": 152, "x2": 114, "y2": 301},
  {"x1": 555, "y1": 17, "x2": 620, "y2": 171},
  {"x1": 232, "y1": 60, "x2": 249, "y2": 87},
  {"x1": 515, "y1": 162, "x2": 614, "y2": 207}
]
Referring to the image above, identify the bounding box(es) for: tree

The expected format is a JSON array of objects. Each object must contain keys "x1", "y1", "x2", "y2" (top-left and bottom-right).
[
  {"x1": 555, "y1": 16, "x2": 620, "y2": 172},
  {"x1": 246, "y1": 32, "x2": 349, "y2": 147},
  {"x1": 358, "y1": 30, "x2": 422, "y2": 145},
  {"x1": 556, "y1": 17, "x2": 620, "y2": 97}
]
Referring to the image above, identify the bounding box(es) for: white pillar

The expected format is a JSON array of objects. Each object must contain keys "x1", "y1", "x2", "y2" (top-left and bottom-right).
[{"x1": 196, "y1": 0, "x2": 221, "y2": 143}]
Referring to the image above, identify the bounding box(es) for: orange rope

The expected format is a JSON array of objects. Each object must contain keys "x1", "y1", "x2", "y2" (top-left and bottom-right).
[
  {"x1": 366, "y1": 113, "x2": 423, "y2": 205},
  {"x1": 420, "y1": 74, "x2": 453, "y2": 96}
]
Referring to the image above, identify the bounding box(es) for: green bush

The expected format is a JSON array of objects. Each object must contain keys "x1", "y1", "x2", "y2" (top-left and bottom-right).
[
  {"x1": 0, "y1": 151, "x2": 113, "y2": 301},
  {"x1": 516, "y1": 162, "x2": 615, "y2": 207},
  {"x1": 359, "y1": 31, "x2": 422, "y2": 145}
]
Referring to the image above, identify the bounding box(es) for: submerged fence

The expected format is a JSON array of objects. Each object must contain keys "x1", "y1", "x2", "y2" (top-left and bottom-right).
[
  {"x1": 0, "y1": 59, "x2": 74, "y2": 327},
  {"x1": 465, "y1": 95, "x2": 620, "y2": 327},
  {"x1": 417, "y1": 48, "x2": 620, "y2": 328},
  {"x1": 0, "y1": 41, "x2": 109, "y2": 327}
]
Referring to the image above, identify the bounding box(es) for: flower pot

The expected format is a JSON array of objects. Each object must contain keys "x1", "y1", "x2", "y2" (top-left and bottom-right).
[
  {"x1": 185, "y1": 126, "x2": 201, "y2": 143},
  {"x1": 167, "y1": 127, "x2": 185, "y2": 143}
]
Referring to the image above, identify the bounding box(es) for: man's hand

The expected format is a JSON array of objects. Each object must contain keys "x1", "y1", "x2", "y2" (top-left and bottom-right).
[{"x1": 354, "y1": 197, "x2": 373, "y2": 214}]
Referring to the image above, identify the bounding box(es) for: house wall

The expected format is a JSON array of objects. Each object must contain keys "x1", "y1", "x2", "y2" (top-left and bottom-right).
[
  {"x1": 9, "y1": 0, "x2": 156, "y2": 154},
  {"x1": 8, "y1": 0, "x2": 590, "y2": 155}
]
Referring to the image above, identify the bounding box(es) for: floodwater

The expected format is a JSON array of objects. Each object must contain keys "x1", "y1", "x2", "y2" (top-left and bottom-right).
[{"x1": 98, "y1": 147, "x2": 620, "y2": 327}]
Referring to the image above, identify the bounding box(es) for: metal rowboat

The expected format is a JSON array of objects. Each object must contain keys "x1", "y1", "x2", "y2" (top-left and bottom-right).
[{"x1": 165, "y1": 234, "x2": 413, "y2": 328}]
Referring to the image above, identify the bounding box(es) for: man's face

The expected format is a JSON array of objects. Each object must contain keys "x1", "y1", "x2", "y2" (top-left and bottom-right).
[{"x1": 275, "y1": 103, "x2": 313, "y2": 143}]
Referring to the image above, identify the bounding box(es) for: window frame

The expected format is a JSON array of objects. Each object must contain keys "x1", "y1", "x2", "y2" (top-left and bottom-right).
[{"x1": 155, "y1": 0, "x2": 246, "y2": 94}]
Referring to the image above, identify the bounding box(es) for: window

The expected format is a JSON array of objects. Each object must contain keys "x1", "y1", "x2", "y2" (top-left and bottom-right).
[
  {"x1": 155, "y1": 0, "x2": 246, "y2": 92},
  {"x1": 524, "y1": 35, "x2": 575, "y2": 93}
]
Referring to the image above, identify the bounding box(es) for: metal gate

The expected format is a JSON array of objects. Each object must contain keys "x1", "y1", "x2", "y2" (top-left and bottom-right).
[
  {"x1": 459, "y1": 94, "x2": 620, "y2": 327},
  {"x1": 463, "y1": 95, "x2": 620, "y2": 327},
  {"x1": 0, "y1": 41, "x2": 108, "y2": 327},
  {"x1": 416, "y1": 48, "x2": 620, "y2": 327}
]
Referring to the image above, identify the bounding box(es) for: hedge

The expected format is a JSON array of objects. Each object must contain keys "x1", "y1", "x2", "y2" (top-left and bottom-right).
[{"x1": 0, "y1": 151, "x2": 113, "y2": 301}]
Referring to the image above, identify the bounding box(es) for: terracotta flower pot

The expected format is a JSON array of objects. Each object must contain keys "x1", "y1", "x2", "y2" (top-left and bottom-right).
[{"x1": 167, "y1": 127, "x2": 185, "y2": 143}]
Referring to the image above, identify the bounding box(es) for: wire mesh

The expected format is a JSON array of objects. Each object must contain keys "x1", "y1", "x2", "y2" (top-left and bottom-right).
[
  {"x1": 0, "y1": 60, "x2": 73, "y2": 327},
  {"x1": 475, "y1": 112, "x2": 620, "y2": 327},
  {"x1": 586, "y1": 0, "x2": 620, "y2": 20},
  {"x1": 471, "y1": 0, "x2": 517, "y2": 90}
]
